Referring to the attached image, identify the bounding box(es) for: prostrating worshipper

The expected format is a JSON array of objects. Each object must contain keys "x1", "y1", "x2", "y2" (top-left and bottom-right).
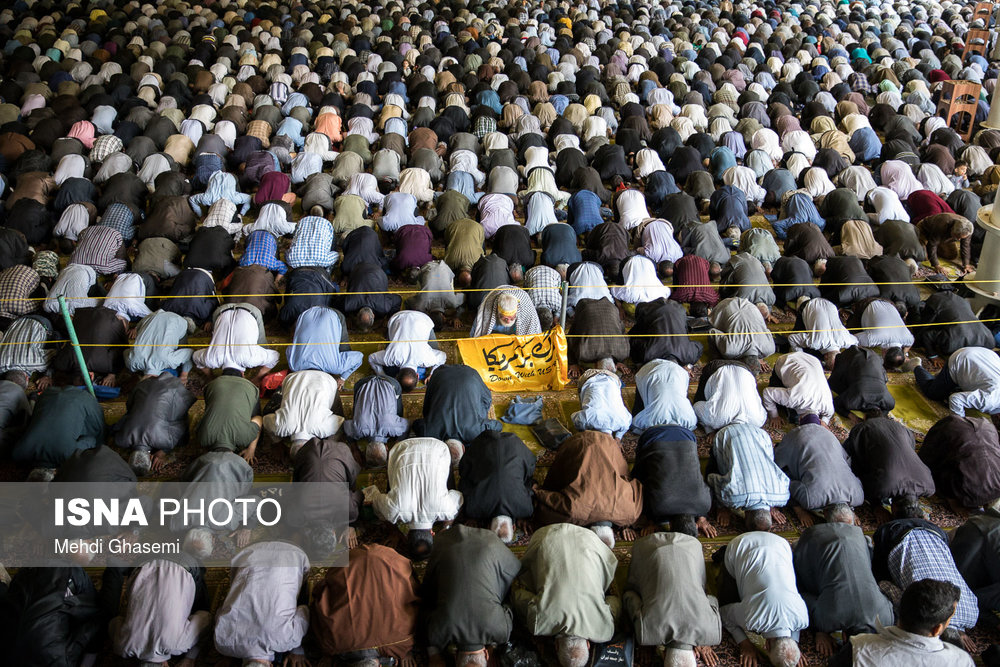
[
  {"x1": 571, "y1": 368, "x2": 633, "y2": 438},
  {"x1": 865, "y1": 254, "x2": 922, "y2": 313},
  {"x1": 278, "y1": 266, "x2": 338, "y2": 326},
  {"x1": 340, "y1": 226, "x2": 387, "y2": 277},
  {"x1": 872, "y1": 519, "x2": 980, "y2": 641},
  {"x1": 786, "y1": 297, "x2": 859, "y2": 367},
  {"x1": 52, "y1": 304, "x2": 130, "y2": 387},
  {"x1": 285, "y1": 306, "x2": 363, "y2": 382},
  {"x1": 311, "y1": 544, "x2": 420, "y2": 666},
  {"x1": 632, "y1": 425, "x2": 715, "y2": 537},
  {"x1": 213, "y1": 542, "x2": 310, "y2": 667},
  {"x1": 491, "y1": 225, "x2": 535, "y2": 281},
  {"x1": 918, "y1": 416, "x2": 1000, "y2": 514},
  {"x1": 113, "y1": 373, "x2": 197, "y2": 475},
  {"x1": 762, "y1": 351, "x2": 836, "y2": 425},
  {"x1": 161, "y1": 268, "x2": 218, "y2": 326},
  {"x1": 534, "y1": 430, "x2": 642, "y2": 547},
  {"x1": 849, "y1": 296, "x2": 915, "y2": 353},
  {"x1": 0, "y1": 566, "x2": 105, "y2": 667},
  {"x1": 336, "y1": 262, "x2": 402, "y2": 331},
  {"x1": 774, "y1": 420, "x2": 864, "y2": 527},
  {"x1": 444, "y1": 217, "x2": 486, "y2": 277},
  {"x1": 291, "y1": 436, "x2": 362, "y2": 547},
  {"x1": 950, "y1": 515, "x2": 1000, "y2": 619},
  {"x1": 715, "y1": 531, "x2": 808, "y2": 667},
  {"x1": 343, "y1": 374, "x2": 409, "y2": 467},
  {"x1": 770, "y1": 256, "x2": 821, "y2": 308},
  {"x1": 511, "y1": 523, "x2": 619, "y2": 667},
  {"x1": 913, "y1": 346, "x2": 1000, "y2": 416},
  {"x1": 125, "y1": 310, "x2": 195, "y2": 381},
  {"x1": 827, "y1": 345, "x2": 896, "y2": 416},
  {"x1": 693, "y1": 360, "x2": 768, "y2": 432},
  {"x1": 263, "y1": 370, "x2": 344, "y2": 446},
  {"x1": 412, "y1": 365, "x2": 501, "y2": 445},
  {"x1": 458, "y1": 431, "x2": 536, "y2": 543},
  {"x1": 470, "y1": 286, "x2": 542, "y2": 337},
  {"x1": 843, "y1": 416, "x2": 936, "y2": 518},
  {"x1": 422, "y1": 525, "x2": 521, "y2": 666},
  {"x1": 829, "y1": 579, "x2": 974, "y2": 667},
  {"x1": 624, "y1": 532, "x2": 722, "y2": 667},
  {"x1": 0, "y1": 370, "x2": 31, "y2": 456},
  {"x1": 364, "y1": 437, "x2": 464, "y2": 559},
  {"x1": 405, "y1": 260, "x2": 465, "y2": 318},
  {"x1": 108, "y1": 553, "x2": 212, "y2": 667},
  {"x1": 708, "y1": 423, "x2": 790, "y2": 531},
  {"x1": 708, "y1": 296, "x2": 776, "y2": 368},
  {"x1": 719, "y1": 252, "x2": 775, "y2": 309},
  {"x1": 367, "y1": 310, "x2": 447, "y2": 389},
  {"x1": 793, "y1": 523, "x2": 896, "y2": 656},
  {"x1": 916, "y1": 291, "x2": 995, "y2": 360},
  {"x1": 197, "y1": 368, "x2": 263, "y2": 464},
  {"x1": 631, "y1": 359, "x2": 697, "y2": 433},
  {"x1": 918, "y1": 212, "x2": 975, "y2": 274},
  {"x1": 11, "y1": 386, "x2": 105, "y2": 472},
  {"x1": 567, "y1": 297, "x2": 629, "y2": 378},
  {"x1": 669, "y1": 253, "x2": 719, "y2": 317},
  {"x1": 783, "y1": 222, "x2": 835, "y2": 273},
  {"x1": 629, "y1": 298, "x2": 703, "y2": 367},
  {"x1": 467, "y1": 254, "x2": 511, "y2": 312},
  {"x1": 583, "y1": 221, "x2": 631, "y2": 281},
  {"x1": 819, "y1": 255, "x2": 880, "y2": 307},
  {"x1": 192, "y1": 303, "x2": 279, "y2": 381},
  {"x1": 611, "y1": 255, "x2": 672, "y2": 306}
]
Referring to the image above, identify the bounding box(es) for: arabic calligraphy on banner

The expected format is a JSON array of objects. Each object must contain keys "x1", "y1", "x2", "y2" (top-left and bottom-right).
[{"x1": 457, "y1": 326, "x2": 570, "y2": 392}]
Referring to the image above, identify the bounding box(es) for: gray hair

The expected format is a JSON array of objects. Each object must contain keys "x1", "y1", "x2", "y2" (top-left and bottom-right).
[
  {"x1": 497, "y1": 293, "x2": 519, "y2": 314},
  {"x1": 663, "y1": 647, "x2": 697, "y2": 667},
  {"x1": 556, "y1": 636, "x2": 590, "y2": 667},
  {"x1": 458, "y1": 652, "x2": 489, "y2": 667},
  {"x1": 183, "y1": 528, "x2": 214, "y2": 559},
  {"x1": 824, "y1": 502, "x2": 856, "y2": 525},
  {"x1": 769, "y1": 637, "x2": 801, "y2": 667}
]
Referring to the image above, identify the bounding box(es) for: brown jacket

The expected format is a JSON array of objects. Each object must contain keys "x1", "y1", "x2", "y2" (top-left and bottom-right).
[{"x1": 535, "y1": 430, "x2": 643, "y2": 527}]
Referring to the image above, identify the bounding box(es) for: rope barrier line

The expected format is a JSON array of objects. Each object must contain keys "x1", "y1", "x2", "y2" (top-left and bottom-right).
[
  {"x1": 22, "y1": 316, "x2": 999, "y2": 347},
  {"x1": 5, "y1": 277, "x2": 995, "y2": 302}
]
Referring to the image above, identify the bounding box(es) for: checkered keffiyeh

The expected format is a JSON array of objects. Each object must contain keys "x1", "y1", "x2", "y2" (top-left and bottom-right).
[{"x1": 470, "y1": 285, "x2": 543, "y2": 336}]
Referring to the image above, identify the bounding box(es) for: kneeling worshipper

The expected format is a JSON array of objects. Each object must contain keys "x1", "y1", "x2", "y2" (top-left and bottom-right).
[
  {"x1": 364, "y1": 437, "x2": 464, "y2": 559},
  {"x1": 12, "y1": 386, "x2": 105, "y2": 472},
  {"x1": 827, "y1": 345, "x2": 896, "y2": 417},
  {"x1": 624, "y1": 532, "x2": 722, "y2": 667},
  {"x1": 916, "y1": 291, "x2": 995, "y2": 359},
  {"x1": 291, "y1": 436, "x2": 362, "y2": 548},
  {"x1": 367, "y1": 310, "x2": 447, "y2": 390},
  {"x1": 708, "y1": 297, "x2": 776, "y2": 368},
  {"x1": 285, "y1": 306, "x2": 363, "y2": 383},
  {"x1": 343, "y1": 374, "x2": 410, "y2": 466},
  {"x1": 571, "y1": 367, "x2": 633, "y2": 438},
  {"x1": 192, "y1": 303, "x2": 280, "y2": 380},
  {"x1": 708, "y1": 423, "x2": 790, "y2": 532},
  {"x1": 263, "y1": 370, "x2": 344, "y2": 448},
  {"x1": 125, "y1": 310, "x2": 195, "y2": 381},
  {"x1": 786, "y1": 297, "x2": 859, "y2": 368},
  {"x1": 918, "y1": 416, "x2": 1000, "y2": 514},
  {"x1": 412, "y1": 364, "x2": 502, "y2": 446},
  {"x1": 114, "y1": 373, "x2": 197, "y2": 475},
  {"x1": 197, "y1": 369, "x2": 264, "y2": 464},
  {"x1": 914, "y1": 346, "x2": 1000, "y2": 417},
  {"x1": 629, "y1": 298, "x2": 703, "y2": 367},
  {"x1": 762, "y1": 351, "x2": 836, "y2": 425},
  {"x1": 533, "y1": 430, "x2": 642, "y2": 548},
  {"x1": 567, "y1": 296, "x2": 629, "y2": 378},
  {"x1": 470, "y1": 286, "x2": 542, "y2": 336},
  {"x1": 693, "y1": 360, "x2": 768, "y2": 432},
  {"x1": 458, "y1": 431, "x2": 536, "y2": 543}
]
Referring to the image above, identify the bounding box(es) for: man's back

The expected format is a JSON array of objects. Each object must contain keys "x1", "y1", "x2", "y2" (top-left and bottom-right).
[{"x1": 850, "y1": 625, "x2": 974, "y2": 667}]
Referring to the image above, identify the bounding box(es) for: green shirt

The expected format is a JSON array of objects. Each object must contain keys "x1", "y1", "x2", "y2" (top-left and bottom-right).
[{"x1": 198, "y1": 375, "x2": 259, "y2": 451}]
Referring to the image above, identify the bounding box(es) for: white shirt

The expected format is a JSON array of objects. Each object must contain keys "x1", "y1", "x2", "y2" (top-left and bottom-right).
[
  {"x1": 368, "y1": 310, "x2": 447, "y2": 374},
  {"x1": 693, "y1": 364, "x2": 767, "y2": 432},
  {"x1": 787, "y1": 298, "x2": 858, "y2": 354},
  {"x1": 947, "y1": 346, "x2": 1000, "y2": 416},
  {"x1": 856, "y1": 300, "x2": 915, "y2": 348},
  {"x1": 263, "y1": 370, "x2": 344, "y2": 442},
  {"x1": 192, "y1": 304, "x2": 281, "y2": 372},
  {"x1": 762, "y1": 351, "x2": 835, "y2": 422},
  {"x1": 370, "y1": 437, "x2": 463, "y2": 529},
  {"x1": 632, "y1": 359, "x2": 697, "y2": 432},
  {"x1": 850, "y1": 625, "x2": 974, "y2": 667}
]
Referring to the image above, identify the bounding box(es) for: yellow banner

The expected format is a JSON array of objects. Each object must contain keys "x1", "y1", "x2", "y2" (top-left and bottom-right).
[{"x1": 457, "y1": 326, "x2": 569, "y2": 392}]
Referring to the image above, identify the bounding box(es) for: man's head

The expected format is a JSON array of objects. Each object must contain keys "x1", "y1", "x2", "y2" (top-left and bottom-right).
[
  {"x1": 899, "y1": 579, "x2": 960, "y2": 637},
  {"x1": 445, "y1": 438, "x2": 465, "y2": 465},
  {"x1": 662, "y1": 647, "x2": 697, "y2": 667},
  {"x1": 183, "y1": 527, "x2": 214, "y2": 559},
  {"x1": 742, "y1": 355, "x2": 760, "y2": 374},
  {"x1": 457, "y1": 649, "x2": 489, "y2": 667},
  {"x1": 708, "y1": 261, "x2": 722, "y2": 278},
  {"x1": 951, "y1": 217, "x2": 974, "y2": 241},
  {"x1": 556, "y1": 263, "x2": 569, "y2": 280},
  {"x1": 309, "y1": 205, "x2": 325, "y2": 217},
  {"x1": 407, "y1": 528, "x2": 434, "y2": 560},
  {"x1": 496, "y1": 293, "x2": 519, "y2": 327},
  {"x1": 690, "y1": 301, "x2": 709, "y2": 317},
  {"x1": 398, "y1": 367, "x2": 419, "y2": 393},
  {"x1": 746, "y1": 508, "x2": 772, "y2": 531},
  {"x1": 893, "y1": 494, "x2": 925, "y2": 519},
  {"x1": 537, "y1": 306, "x2": 554, "y2": 331},
  {"x1": 766, "y1": 637, "x2": 801, "y2": 667},
  {"x1": 905, "y1": 257, "x2": 920, "y2": 276},
  {"x1": 672, "y1": 514, "x2": 699, "y2": 537},
  {"x1": 357, "y1": 306, "x2": 375, "y2": 332},
  {"x1": 429, "y1": 310, "x2": 446, "y2": 331},
  {"x1": 824, "y1": 502, "x2": 856, "y2": 525},
  {"x1": 884, "y1": 346, "x2": 906, "y2": 370},
  {"x1": 597, "y1": 357, "x2": 616, "y2": 373},
  {"x1": 491, "y1": 515, "x2": 515, "y2": 543},
  {"x1": 456, "y1": 267, "x2": 472, "y2": 288},
  {"x1": 129, "y1": 449, "x2": 152, "y2": 476},
  {"x1": 508, "y1": 263, "x2": 524, "y2": 284},
  {"x1": 795, "y1": 295, "x2": 811, "y2": 311},
  {"x1": 657, "y1": 260, "x2": 674, "y2": 279},
  {"x1": 756, "y1": 302, "x2": 770, "y2": 319},
  {"x1": 0, "y1": 369, "x2": 28, "y2": 389},
  {"x1": 305, "y1": 522, "x2": 339, "y2": 556},
  {"x1": 555, "y1": 636, "x2": 590, "y2": 667},
  {"x1": 813, "y1": 258, "x2": 827, "y2": 276}
]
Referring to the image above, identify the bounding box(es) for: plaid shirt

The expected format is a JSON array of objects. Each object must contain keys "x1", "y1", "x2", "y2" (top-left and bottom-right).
[
  {"x1": 525, "y1": 265, "x2": 562, "y2": 311},
  {"x1": 287, "y1": 215, "x2": 338, "y2": 268},
  {"x1": 99, "y1": 202, "x2": 136, "y2": 242},
  {"x1": 239, "y1": 230, "x2": 287, "y2": 274},
  {"x1": 888, "y1": 528, "x2": 980, "y2": 631},
  {"x1": 246, "y1": 119, "x2": 272, "y2": 146},
  {"x1": 0, "y1": 265, "x2": 41, "y2": 317},
  {"x1": 69, "y1": 226, "x2": 127, "y2": 275},
  {"x1": 848, "y1": 73, "x2": 872, "y2": 94},
  {"x1": 203, "y1": 198, "x2": 241, "y2": 234},
  {"x1": 89, "y1": 134, "x2": 124, "y2": 162},
  {"x1": 473, "y1": 115, "x2": 497, "y2": 139}
]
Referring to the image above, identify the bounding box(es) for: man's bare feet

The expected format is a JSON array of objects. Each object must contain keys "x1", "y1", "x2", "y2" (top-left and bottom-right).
[
  {"x1": 961, "y1": 632, "x2": 977, "y2": 653},
  {"x1": 696, "y1": 516, "x2": 717, "y2": 538},
  {"x1": 766, "y1": 416, "x2": 782, "y2": 429},
  {"x1": 814, "y1": 632, "x2": 835, "y2": 658},
  {"x1": 282, "y1": 653, "x2": 310, "y2": 667},
  {"x1": 716, "y1": 507, "x2": 732, "y2": 527},
  {"x1": 694, "y1": 646, "x2": 718, "y2": 667},
  {"x1": 366, "y1": 440, "x2": 389, "y2": 467},
  {"x1": 516, "y1": 518, "x2": 533, "y2": 537},
  {"x1": 770, "y1": 507, "x2": 787, "y2": 525},
  {"x1": 401, "y1": 654, "x2": 418, "y2": 667},
  {"x1": 640, "y1": 524, "x2": 659, "y2": 537},
  {"x1": 793, "y1": 506, "x2": 816, "y2": 528},
  {"x1": 758, "y1": 360, "x2": 770, "y2": 374},
  {"x1": 150, "y1": 450, "x2": 167, "y2": 473},
  {"x1": 738, "y1": 639, "x2": 758, "y2": 667}
]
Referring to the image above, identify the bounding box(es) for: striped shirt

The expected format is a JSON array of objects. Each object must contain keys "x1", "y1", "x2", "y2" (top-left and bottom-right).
[
  {"x1": 708, "y1": 423, "x2": 790, "y2": 511},
  {"x1": 69, "y1": 226, "x2": 127, "y2": 274},
  {"x1": 0, "y1": 316, "x2": 52, "y2": 373}
]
